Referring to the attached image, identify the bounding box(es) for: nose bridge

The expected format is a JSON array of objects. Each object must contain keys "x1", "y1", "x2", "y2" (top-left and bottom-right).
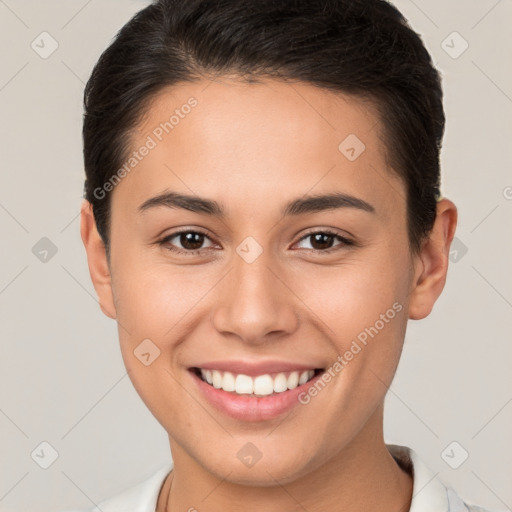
[{"x1": 211, "y1": 241, "x2": 298, "y2": 343}]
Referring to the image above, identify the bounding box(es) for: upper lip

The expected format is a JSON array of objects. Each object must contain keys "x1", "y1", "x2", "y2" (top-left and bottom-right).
[{"x1": 190, "y1": 360, "x2": 323, "y2": 376}]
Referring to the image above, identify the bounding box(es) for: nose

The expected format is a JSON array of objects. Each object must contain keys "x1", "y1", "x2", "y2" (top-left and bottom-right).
[{"x1": 211, "y1": 246, "x2": 299, "y2": 345}]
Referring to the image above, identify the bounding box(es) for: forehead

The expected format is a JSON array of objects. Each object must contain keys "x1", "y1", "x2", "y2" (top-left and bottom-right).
[{"x1": 111, "y1": 77, "x2": 404, "y2": 221}]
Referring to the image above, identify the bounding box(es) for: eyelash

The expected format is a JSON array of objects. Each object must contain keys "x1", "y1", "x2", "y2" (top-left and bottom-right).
[{"x1": 157, "y1": 229, "x2": 354, "y2": 256}]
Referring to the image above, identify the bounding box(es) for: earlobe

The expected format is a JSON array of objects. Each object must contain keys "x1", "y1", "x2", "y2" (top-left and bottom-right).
[
  {"x1": 408, "y1": 198, "x2": 458, "y2": 320},
  {"x1": 80, "y1": 200, "x2": 117, "y2": 320}
]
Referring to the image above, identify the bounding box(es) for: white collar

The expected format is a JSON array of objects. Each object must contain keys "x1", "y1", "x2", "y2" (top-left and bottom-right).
[{"x1": 387, "y1": 443, "x2": 468, "y2": 512}]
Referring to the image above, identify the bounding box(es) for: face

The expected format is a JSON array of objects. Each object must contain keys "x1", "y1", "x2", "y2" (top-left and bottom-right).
[{"x1": 87, "y1": 78, "x2": 431, "y2": 484}]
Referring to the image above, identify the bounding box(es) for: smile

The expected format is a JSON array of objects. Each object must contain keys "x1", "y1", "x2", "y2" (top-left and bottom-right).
[
  {"x1": 189, "y1": 360, "x2": 327, "y2": 421},
  {"x1": 194, "y1": 368, "x2": 320, "y2": 396}
]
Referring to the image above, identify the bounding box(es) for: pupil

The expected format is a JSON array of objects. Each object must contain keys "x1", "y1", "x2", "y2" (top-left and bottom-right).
[
  {"x1": 181, "y1": 232, "x2": 203, "y2": 250},
  {"x1": 311, "y1": 233, "x2": 333, "y2": 250}
]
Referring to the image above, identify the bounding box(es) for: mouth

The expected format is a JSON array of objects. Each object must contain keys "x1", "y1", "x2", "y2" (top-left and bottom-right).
[
  {"x1": 188, "y1": 363, "x2": 327, "y2": 421},
  {"x1": 191, "y1": 367, "x2": 323, "y2": 397}
]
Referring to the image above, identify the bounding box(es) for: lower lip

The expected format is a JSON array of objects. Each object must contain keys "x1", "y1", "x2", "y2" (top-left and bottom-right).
[{"x1": 190, "y1": 370, "x2": 324, "y2": 422}]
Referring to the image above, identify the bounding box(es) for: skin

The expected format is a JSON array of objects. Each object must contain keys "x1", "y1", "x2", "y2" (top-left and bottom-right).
[{"x1": 80, "y1": 77, "x2": 457, "y2": 512}]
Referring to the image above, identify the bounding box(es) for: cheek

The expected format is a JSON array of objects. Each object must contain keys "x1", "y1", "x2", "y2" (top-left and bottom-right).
[
  {"x1": 112, "y1": 259, "x2": 209, "y2": 338},
  {"x1": 295, "y1": 249, "x2": 410, "y2": 393},
  {"x1": 112, "y1": 262, "x2": 223, "y2": 409},
  {"x1": 111, "y1": 263, "x2": 202, "y2": 426},
  {"x1": 294, "y1": 252, "x2": 408, "y2": 332}
]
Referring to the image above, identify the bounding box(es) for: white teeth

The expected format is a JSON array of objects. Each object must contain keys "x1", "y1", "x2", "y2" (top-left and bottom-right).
[
  {"x1": 298, "y1": 370, "x2": 310, "y2": 385},
  {"x1": 212, "y1": 370, "x2": 222, "y2": 389},
  {"x1": 235, "y1": 374, "x2": 253, "y2": 394},
  {"x1": 287, "y1": 371, "x2": 299, "y2": 389},
  {"x1": 199, "y1": 368, "x2": 318, "y2": 395},
  {"x1": 253, "y1": 375, "x2": 274, "y2": 396},
  {"x1": 273, "y1": 373, "x2": 288, "y2": 393},
  {"x1": 222, "y1": 371, "x2": 236, "y2": 392}
]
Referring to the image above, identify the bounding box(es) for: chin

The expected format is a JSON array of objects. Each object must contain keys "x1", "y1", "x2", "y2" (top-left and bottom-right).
[{"x1": 192, "y1": 442, "x2": 326, "y2": 487}]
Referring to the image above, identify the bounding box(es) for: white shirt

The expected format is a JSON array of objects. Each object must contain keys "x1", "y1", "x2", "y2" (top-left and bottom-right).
[{"x1": 62, "y1": 444, "x2": 495, "y2": 512}]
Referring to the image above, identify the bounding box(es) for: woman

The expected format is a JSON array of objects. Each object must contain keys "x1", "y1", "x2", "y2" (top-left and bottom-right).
[{"x1": 67, "y1": 0, "x2": 495, "y2": 510}]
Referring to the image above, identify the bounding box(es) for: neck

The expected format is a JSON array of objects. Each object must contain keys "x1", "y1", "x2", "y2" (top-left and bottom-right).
[{"x1": 158, "y1": 406, "x2": 413, "y2": 512}]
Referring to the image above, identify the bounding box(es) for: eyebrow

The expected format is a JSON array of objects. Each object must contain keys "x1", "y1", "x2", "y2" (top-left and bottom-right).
[{"x1": 137, "y1": 190, "x2": 376, "y2": 217}]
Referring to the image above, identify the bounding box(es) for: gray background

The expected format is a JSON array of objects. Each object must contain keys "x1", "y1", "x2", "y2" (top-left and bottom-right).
[{"x1": 0, "y1": 1, "x2": 511, "y2": 511}]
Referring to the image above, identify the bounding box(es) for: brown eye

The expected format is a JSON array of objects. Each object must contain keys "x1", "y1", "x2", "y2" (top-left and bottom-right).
[
  {"x1": 158, "y1": 230, "x2": 216, "y2": 255},
  {"x1": 295, "y1": 230, "x2": 353, "y2": 252},
  {"x1": 309, "y1": 232, "x2": 336, "y2": 250},
  {"x1": 177, "y1": 232, "x2": 205, "y2": 250}
]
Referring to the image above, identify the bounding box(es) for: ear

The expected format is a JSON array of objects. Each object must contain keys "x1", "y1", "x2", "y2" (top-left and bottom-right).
[
  {"x1": 80, "y1": 200, "x2": 117, "y2": 320},
  {"x1": 408, "y1": 198, "x2": 458, "y2": 320}
]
